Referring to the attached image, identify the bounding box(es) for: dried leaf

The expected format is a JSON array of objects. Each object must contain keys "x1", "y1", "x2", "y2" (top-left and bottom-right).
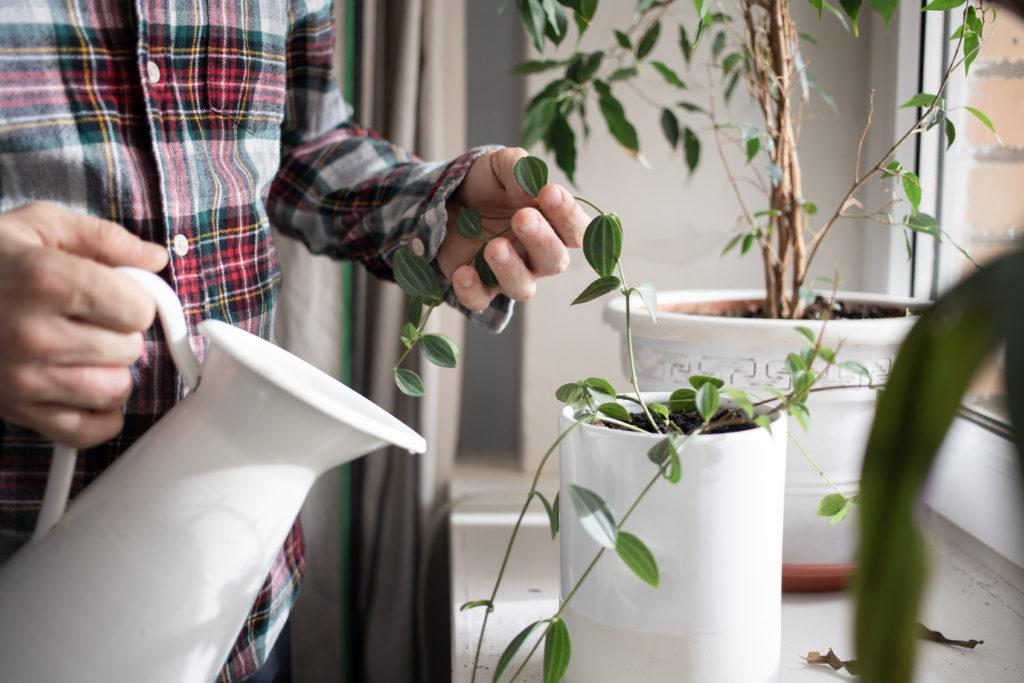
[
  {"x1": 916, "y1": 623, "x2": 984, "y2": 649},
  {"x1": 803, "y1": 648, "x2": 859, "y2": 675}
]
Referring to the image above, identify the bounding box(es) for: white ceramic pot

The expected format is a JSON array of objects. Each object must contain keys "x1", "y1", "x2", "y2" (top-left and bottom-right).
[
  {"x1": 558, "y1": 395, "x2": 787, "y2": 682},
  {"x1": 0, "y1": 269, "x2": 425, "y2": 683},
  {"x1": 604, "y1": 290, "x2": 920, "y2": 590}
]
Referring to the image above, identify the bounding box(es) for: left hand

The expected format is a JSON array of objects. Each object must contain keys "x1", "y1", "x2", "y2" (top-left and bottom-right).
[{"x1": 438, "y1": 147, "x2": 590, "y2": 311}]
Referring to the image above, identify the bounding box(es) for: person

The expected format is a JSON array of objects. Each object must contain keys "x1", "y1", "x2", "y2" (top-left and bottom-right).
[{"x1": 0, "y1": 1, "x2": 588, "y2": 680}]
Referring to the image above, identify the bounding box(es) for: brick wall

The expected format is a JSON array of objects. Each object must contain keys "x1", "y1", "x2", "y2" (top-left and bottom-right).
[{"x1": 955, "y1": 10, "x2": 1024, "y2": 416}]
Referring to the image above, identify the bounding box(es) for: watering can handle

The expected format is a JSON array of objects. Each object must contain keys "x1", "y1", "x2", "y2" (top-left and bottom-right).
[{"x1": 32, "y1": 267, "x2": 201, "y2": 540}]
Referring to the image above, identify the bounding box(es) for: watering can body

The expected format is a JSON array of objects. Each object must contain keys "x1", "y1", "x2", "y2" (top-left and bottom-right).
[{"x1": 0, "y1": 270, "x2": 425, "y2": 682}]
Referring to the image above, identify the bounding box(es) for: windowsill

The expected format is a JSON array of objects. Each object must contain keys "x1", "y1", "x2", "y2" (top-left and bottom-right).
[{"x1": 450, "y1": 461, "x2": 1024, "y2": 681}]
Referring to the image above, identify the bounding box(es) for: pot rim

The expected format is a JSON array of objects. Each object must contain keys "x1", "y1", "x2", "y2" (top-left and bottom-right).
[
  {"x1": 558, "y1": 391, "x2": 784, "y2": 445},
  {"x1": 604, "y1": 289, "x2": 925, "y2": 346}
]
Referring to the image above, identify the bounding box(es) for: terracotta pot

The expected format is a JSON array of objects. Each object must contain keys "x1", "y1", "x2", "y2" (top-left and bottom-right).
[
  {"x1": 558, "y1": 394, "x2": 787, "y2": 682},
  {"x1": 604, "y1": 289, "x2": 922, "y2": 591}
]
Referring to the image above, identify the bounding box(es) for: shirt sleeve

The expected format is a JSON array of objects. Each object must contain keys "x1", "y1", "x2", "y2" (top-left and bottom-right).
[{"x1": 265, "y1": 0, "x2": 512, "y2": 332}]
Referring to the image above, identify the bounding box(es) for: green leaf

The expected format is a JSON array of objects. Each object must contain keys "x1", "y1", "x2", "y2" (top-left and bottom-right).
[
  {"x1": 572, "y1": 275, "x2": 622, "y2": 305},
  {"x1": 583, "y1": 377, "x2": 617, "y2": 398},
  {"x1": 568, "y1": 484, "x2": 618, "y2": 548},
  {"x1": 721, "y1": 52, "x2": 741, "y2": 72},
  {"x1": 964, "y1": 7, "x2": 981, "y2": 75},
  {"x1": 521, "y1": 97, "x2": 557, "y2": 150},
  {"x1": 543, "y1": 617, "x2": 572, "y2": 683},
  {"x1": 740, "y1": 233, "x2": 755, "y2": 255},
  {"x1": 583, "y1": 213, "x2": 623, "y2": 278},
  {"x1": 841, "y1": 360, "x2": 872, "y2": 379},
  {"x1": 573, "y1": 0, "x2": 597, "y2": 34},
  {"x1": 408, "y1": 296, "x2": 424, "y2": 327},
  {"x1": 694, "y1": 0, "x2": 711, "y2": 19},
  {"x1": 597, "y1": 402, "x2": 633, "y2": 423},
  {"x1": 535, "y1": 491, "x2": 560, "y2": 539},
  {"x1": 636, "y1": 21, "x2": 661, "y2": 60},
  {"x1": 906, "y1": 212, "x2": 940, "y2": 238},
  {"x1": 902, "y1": 171, "x2": 922, "y2": 213},
  {"x1": 789, "y1": 402, "x2": 811, "y2": 431},
  {"x1": 475, "y1": 248, "x2": 500, "y2": 288},
  {"x1": 636, "y1": 281, "x2": 658, "y2": 323},
  {"x1": 922, "y1": 0, "x2": 966, "y2": 9},
  {"x1": 514, "y1": 155, "x2": 549, "y2": 197},
  {"x1": 899, "y1": 93, "x2": 944, "y2": 110},
  {"x1": 695, "y1": 383, "x2": 720, "y2": 422},
  {"x1": 651, "y1": 60, "x2": 686, "y2": 89},
  {"x1": 689, "y1": 375, "x2": 724, "y2": 390},
  {"x1": 494, "y1": 621, "x2": 543, "y2": 682},
  {"x1": 513, "y1": 59, "x2": 566, "y2": 74},
  {"x1": 723, "y1": 388, "x2": 754, "y2": 418},
  {"x1": 670, "y1": 387, "x2": 696, "y2": 401},
  {"x1": 809, "y1": 0, "x2": 824, "y2": 18},
  {"x1": 608, "y1": 66, "x2": 639, "y2": 81},
  {"x1": 614, "y1": 30, "x2": 632, "y2": 49},
  {"x1": 460, "y1": 599, "x2": 494, "y2": 612},
  {"x1": 754, "y1": 414, "x2": 772, "y2": 430},
  {"x1": 518, "y1": 0, "x2": 547, "y2": 53},
  {"x1": 393, "y1": 249, "x2": 440, "y2": 299},
  {"x1": 647, "y1": 434, "x2": 682, "y2": 482},
  {"x1": 543, "y1": 1, "x2": 569, "y2": 45},
  {"x1": 593, "y1": 80, "x2": 641, "y2": 155},
  {"x1": 394, "y1": 368, "x2": 425, "y2": 397},
  {"x1": 546, "y1": 114, "x2": 577, "y2": 184},
  {"x1": 660, "y1": 108, "x2": 680, "y2": 148},
  {"x1": 616, "y1": 531, "x2": 660, "y2": 587},
  {"x1": 856, "y1": 250, "x2": 1024, "y2": 683},
  {"x1": 400, "y1": 322, "x2": 419, "y2": 349},
  {"x1": 678, "y1": 24, "x2": 693, "y2": 64},
  {"x1": 745, "y1": 136, "x2": 760, "y2": 163},
  {"x1": 795, "y1": 326, "x2": 817, "y2": 346},
  {"x1": 819, "y1": 346, "x2": 836, "y2": 363},
  {"x1": 648, "y1": 402, "x2": 670, "y2": 420},
  {"x1": 722, "y1": 233, "x2": 743, "y2": 256},
  {"x1": 457, "y1": 206, "x2": 483, "y2": 239},
  {"x1": 944, "y1": 117, "x2": 956, "y2": 150},
  {"x1": 817, "y1": 492, "x2": 847, "y2": 517},
  {"x1": 421, "y1": 333, "x2": 460, "y2": 369},
  {"x1": 711, "y1": 31, "x2": 726, "y2": 59},
  {"x1": 868, "y1": 0, "x2": 897, "y2": 28},
  {"x1": 677, "y1": 101, "x2": 704, "y2": 113},
  {"x1": 555, "y1": 382, "x2": 583, "y2": 403},
  {"x1": 566, "y1": 50, "x2": 604, "y2": 83},
  {"x1": 683, "y1": 127, "x2": 700, "y2": 174},
  {"x1": 839, "y1": 0, "x2": 863, "y2": 35},
  {"x1": 964, "y1": 106, "x2": 998, "y2": 138},
  {"x1": 799, "y1": 30, "x2": 819, "y2": 45}
]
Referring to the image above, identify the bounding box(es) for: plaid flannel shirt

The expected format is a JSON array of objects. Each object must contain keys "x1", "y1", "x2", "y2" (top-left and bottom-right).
[{"x1": 0, "y1": 1, "x2": 509, "y2": 678}]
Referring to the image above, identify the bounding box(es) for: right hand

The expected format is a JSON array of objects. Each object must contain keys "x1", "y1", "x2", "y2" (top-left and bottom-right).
[{"x1": 0, "y1": 202, "x2": 169, "y2": 448}]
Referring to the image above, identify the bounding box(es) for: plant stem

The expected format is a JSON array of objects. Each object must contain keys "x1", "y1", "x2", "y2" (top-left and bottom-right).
[
  {"x1": 789, "y1": 432, "x2": 846, "y2": 497},
  {"x1": 618, "y1": 263, "x2": 661, "y2": 433},
  {"x1": 573, "y1": 195, "x2": 604, "y2": 215},
  {"x1": 468, "y1": 417, "x2": 593, "y2": 683},
  {"x1": 393, "y1": 302, "x2": 438, "y2": 371}
]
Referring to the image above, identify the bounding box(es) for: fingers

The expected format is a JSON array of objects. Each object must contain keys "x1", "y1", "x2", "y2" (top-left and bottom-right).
[
  {"x1": 450, "y1": 264, "x2": 494, "y2": 313},
  {"x1": 14, "y1": 201, "x2": 168, "y2": 272},
  {"x1": 3, "y1": 365, "x2": 133, "y2": 411},
  {"x1": 537, "y1": 184, "x2": 588, "y2": 249},
  {"x1": 25, "y1": 249, "x2": 157, "y2": 332},
  {"x1": 511, "y1": 208, "x2": 570, "y2": 276},
  {"x1": 6, "y1": 402, "x2": 125, "y2": 449},
  {"x1": 486, "y1": 238, "x2": 536, "y2": 301}
]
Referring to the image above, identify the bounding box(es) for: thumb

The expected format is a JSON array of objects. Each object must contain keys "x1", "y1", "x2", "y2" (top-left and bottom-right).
[{"x1": 24, "y1": 202, "x2": 168, "y2": 272}]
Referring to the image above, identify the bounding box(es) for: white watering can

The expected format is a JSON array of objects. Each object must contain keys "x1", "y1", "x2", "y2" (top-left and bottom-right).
[{"x1": 0, "y1": 268, "x2": 426, "y2": 682}]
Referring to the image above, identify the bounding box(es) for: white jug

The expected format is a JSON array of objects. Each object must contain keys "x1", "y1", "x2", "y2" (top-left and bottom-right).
[{"x1": 0, "y1": 268, "x2": 426, "y2": 682}]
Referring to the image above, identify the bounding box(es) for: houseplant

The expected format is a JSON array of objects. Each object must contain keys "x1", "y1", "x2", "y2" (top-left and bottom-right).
[
  {"x1": 391, "y1": 154, "x2": 866, "y2": 681},
  {"x1": 507, "y1": 0, "x2": 999, "y2": 589}
]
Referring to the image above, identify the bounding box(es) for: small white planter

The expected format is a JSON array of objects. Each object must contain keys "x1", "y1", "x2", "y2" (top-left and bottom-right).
[
  {"x1": 558, "y1": 395, "x2": 787, "y2": 682},
  {"x1": 604, "y1": 290, "x2": 921, "y2": 589}
]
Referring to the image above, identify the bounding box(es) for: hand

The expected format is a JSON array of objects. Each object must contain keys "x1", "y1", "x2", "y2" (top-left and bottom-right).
[
  {"x1": 0, "y1": 202, "x2": 168, "y2": 448},
  {"x1": 438, "y1": 147, "x2": 590, "y2": 311}
]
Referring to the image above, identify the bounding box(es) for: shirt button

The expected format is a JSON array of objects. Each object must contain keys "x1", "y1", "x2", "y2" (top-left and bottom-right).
[
  {"x1": 410, "y1": 238, "x2": 425, "y2": 257},
  {"x1": 172, "y1": 234, "x2": 189, "y2": 256},
  {"x1": 146, "y1": 60, "x2": 161, "y2": 84}
]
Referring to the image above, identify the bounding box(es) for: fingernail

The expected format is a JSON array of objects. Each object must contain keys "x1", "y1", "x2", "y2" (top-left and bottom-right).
[
  {"x1": 491, "y1": 243, "x2": 510, "y2": 264},
  {"x1": 518, "y1": 215, "x2": 539, "y2": 236},
  {"x1": 457, "y1": 274, "x2": 474, "y2": 289},
  {"x1": 542, "y1": 185, "x2": 564, "y2": 209}
]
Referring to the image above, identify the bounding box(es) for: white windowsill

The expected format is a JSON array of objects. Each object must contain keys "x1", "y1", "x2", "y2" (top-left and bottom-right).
[{"x1": 449, "y1": 454, "x2": 1024, "y2": 682}]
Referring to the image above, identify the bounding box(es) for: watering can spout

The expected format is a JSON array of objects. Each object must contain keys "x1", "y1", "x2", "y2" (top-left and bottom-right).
[{"x1": 2, "y1": 267, "x2": 426, "y2": 682}]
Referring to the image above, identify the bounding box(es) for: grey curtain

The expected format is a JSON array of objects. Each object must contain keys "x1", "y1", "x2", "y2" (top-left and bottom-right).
[{"x1": 351, "y1": 1, "x2": 467, "y2": 681}]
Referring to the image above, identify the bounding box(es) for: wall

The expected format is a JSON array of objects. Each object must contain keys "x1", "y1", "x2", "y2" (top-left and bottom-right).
[{"x1": 517, "y1": 3, "x2": 876, "y2": 467}]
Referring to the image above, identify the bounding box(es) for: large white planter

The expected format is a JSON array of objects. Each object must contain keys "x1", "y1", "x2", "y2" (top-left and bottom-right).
[
  {"x1": 604, "y1": 290, "x2": 921, "y2": 589},
  {"x1": 558, "y1": 396, "x2": 787, "y2": 682}
]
